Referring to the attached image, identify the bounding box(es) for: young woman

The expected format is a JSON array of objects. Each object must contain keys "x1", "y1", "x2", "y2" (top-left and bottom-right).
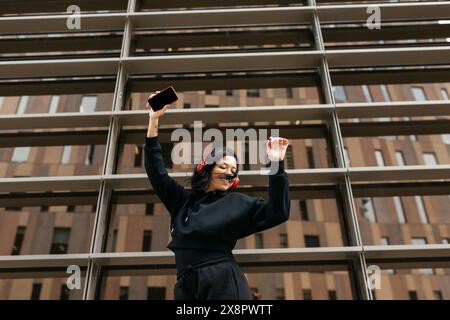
[{"x1": 144, "y1": 92, "x2": 290, "y2": 300}]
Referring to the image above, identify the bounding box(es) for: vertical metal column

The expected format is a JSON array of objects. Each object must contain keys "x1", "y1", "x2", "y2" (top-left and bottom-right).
[
  {"x1": 82, "y1": 0, "x2": 136, "y2": 300},
  {"x1": 307, "y1": 0, "x2": 372, "y2": 300}
]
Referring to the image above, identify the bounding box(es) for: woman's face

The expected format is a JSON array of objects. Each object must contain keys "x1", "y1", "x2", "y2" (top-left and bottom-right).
[{"x1": 205, "y1": 155, "x2": 238, "y2": 191}]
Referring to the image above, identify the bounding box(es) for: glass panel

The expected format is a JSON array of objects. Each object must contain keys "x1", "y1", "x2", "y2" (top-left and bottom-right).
[
  {"x1": 355, "y1": 195, "x2": 450, "y2": 245},
  {"x1": 99, "y1": 269, "x2": 354, "y2": 300},
  {"x1": 0, "y1": 195, "x2": 97, "y2": 255},
  {"x1": 368, "y1": 266, "x2": 450, "y2": 300},
  {"x1": 0, "y1": 271, "x2": 86, "y2": 300},
  {"x1": 104, "y1": 192, "x2": 348, "y2": 253}
]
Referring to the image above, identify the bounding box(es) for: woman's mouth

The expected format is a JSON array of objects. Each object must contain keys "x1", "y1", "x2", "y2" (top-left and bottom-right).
[{"x1": 221, "y1": 178, "x2": 231, "y2": 184}]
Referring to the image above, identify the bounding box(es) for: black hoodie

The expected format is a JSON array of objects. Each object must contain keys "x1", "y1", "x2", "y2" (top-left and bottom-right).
[{"x1": 144, "y1": 136, "x2": 290, "y2": 255}]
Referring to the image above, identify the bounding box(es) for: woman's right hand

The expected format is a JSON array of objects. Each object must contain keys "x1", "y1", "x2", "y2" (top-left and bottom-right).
[{"x1": 146, "y1": 91, "x2": 171, "y2": 120}]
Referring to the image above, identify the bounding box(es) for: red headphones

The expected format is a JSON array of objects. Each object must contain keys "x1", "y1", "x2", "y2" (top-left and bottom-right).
[{"x1": 196, "y1": 158, "x2": 239, "y2": 189}]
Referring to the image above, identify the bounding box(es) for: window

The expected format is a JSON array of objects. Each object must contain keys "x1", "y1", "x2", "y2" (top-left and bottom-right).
[
  {"x1": 299, "y1": 200, "x2": 309, "y2": 221},
  {"x1": 343, "y1": 147, "x2": 350, "y2": 166},
  {"x1": 67, "y1": 205, "x2": 75, "y2": 212},
  {"x1": 119, "y1": 286, "x2": 129, "y2": 300},
  {"x1": 247, "y1": 89, "x2": 260, "y2": 97},
  {"x1": 280, "y1": 233, "x2": 288, "y2": 248},
  {"x1": 134, "y1": 145, "x2": 143, "y2": 167},
  {"x1": 30, "y1": 283, "x2": 42, "y2": 300},
  {"x1": 380, "y1": 237, "x2": 395, "y2": 274},
  {"x1": 304, "y1": 235, "x2": 320, "y2": 247},
  {"x1": 393, "y1": 197, "x2": 406, "y2": 224},
  {"x1": 142, "y1": 230, "x2": 152, "y2": 251},
  {"x1": 361, "y1": 198, "x2": 376, "y2": 223},
  {"x1": 414, "y1": 196, "x2": 429, "y2": 224},
  {"x1": 440, "y1": 88, "x2": 449, "y2": 100},
  {"x1": 50, "y1": 228, "x2": 71, "y2": 254},
  {"x1": 79, "y1": 95, "x2": 97, "y2": 113},
  {"x1": 303, "y1": 289, "x2": 312, "y2": 300},
  {"x1": 226, "y1": 90, "x2": 233, "y2": 96},
  {"x1": 306, "y1": 146, "x2": 315, "y2": 168},
  {"x1": 333, "y1": 86, "x2": 347, "y2": 102},
  {"x1": 285, "y1": 145, "x2": 294, "y2": 168},
  {"x1": 374, "y1": 150, "x2": 385, "y2": 166},
  {"x1": 411, "y1": 237, "x2": 427, "y2": 245},
  {"x1": 147, "y1": 287, "x2": 166, "y2": 300},
  {"x1": 408, "y1": 291, "x2": 418, "y2": 300},
  {"x1": 255, "y1": 233, "x2": 263, "y2": 249},
  {"x1": 85, "y1": 145, "x2": 95, "y2": 165},
  {"x1": 11, "y1": 226, "x2": 26, "y2": 255},
  {"x1": 328, "y1": 290, "x2": 337, "y2": 300},
  {"x1": 275, "y1": 288, "x2": 285, "y2": 300},
  {"x1": 60, "y1": 146, "x2": 72, "y2": 164},
  {"x1": 286, "y1": 88, "x2": 293, "y2": 99},
  {"x1": 60, "y1": 284, "x2": 71, "y2": 300},
  {"x1": 48, "y1": 96, "x2": 60, "y2": 113},
  {"x1": 380, "y1": 236, "x2": 389, "y2": 246},
  {"x1": 84, "y1": 144, "x2": 95, "y2": 166},
  {"x1": 361, "y1": 85, "x2": 373, "y2": 102},
  {"x1": 0, "y1": 96, "x2": 4, "y2": 111},
  {"x1": 16, "y1": 96, "x2": 29, "y2": 114},
  {"x1": 183, "y1": 103, "x2": 191, "y2": 109},
  {"x1": 433, "y1": 291, "x2": 443, "y2": 300},
  {"x1": 423, "y1": 152, "x2": 438, "y2": 165},
  {"x1": 205, "y1": 104, "x2": 218, "y2": 108},
  {"x1": 380, "y1": 85, "x2": 391, "y2": 102},
  {"x1": 11, "y1": 147, "x2": 30, "y2": 163},
  {"x1": 411, "y1": 237, "x2": 433, "y2": 275},
  {"x1": 411, "y1": 87, "x2": 427, "y2": 101},
  {"x1": 111, "y1": 229, "x2": 118, "y2": 252},
  {"x1": 395, "y1": 151, "x2": 406, "y2": 166},
  {"x1": 442, "y1": 134, "x2": 450, "y2": 144},
  {"x1": 145, "y1": 203, "x2": 154, "y2": 216},
  {"x1": 205, "y1": 89, "x2": 212, "y2": 95}
]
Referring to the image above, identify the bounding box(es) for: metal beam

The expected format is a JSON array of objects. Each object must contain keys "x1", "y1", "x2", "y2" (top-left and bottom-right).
[
  {"x1": 340, "y1": 119, "x2": 450, "y2": 137},
  {"x1": 2, "y1": 46, "x2": 450, "y2": 79},
  {"x1": 4, "y1": 101, "x2": 448, "y2": 132},
  {"x1": 0, "y1": 105, "x2": 332, "y2": 131},
  {"x1": 317, "y1": 2, "x2": 450, "y2": 23},
  {"x1": 0, "y1": 254, "x2": 89, "y2": 269},
  {"x1": 349, "y1": 165, "x2": 450, "y2": 182},
  {"x1": 2, "y1": 180, "x2": 448, "y2": 208},
  {"x1": 336, "y1": 101, "x2": 450, "y2": 118},
  {"x1": 326, "y1": 46, "x2": 450, "y2": 68},
  {"x1": 0, "y1": 0, "x2": 127, "y2": 15}
]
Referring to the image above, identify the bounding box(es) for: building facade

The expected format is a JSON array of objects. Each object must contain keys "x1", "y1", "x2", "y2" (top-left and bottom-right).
[{"x1": 0, "y1": 0, "x2": 449, "y2": 300}]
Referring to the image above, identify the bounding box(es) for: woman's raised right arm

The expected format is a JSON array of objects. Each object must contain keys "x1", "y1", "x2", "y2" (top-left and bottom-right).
[{"x1": 144, "y1": 93, "x2": 190, "y2": 217}]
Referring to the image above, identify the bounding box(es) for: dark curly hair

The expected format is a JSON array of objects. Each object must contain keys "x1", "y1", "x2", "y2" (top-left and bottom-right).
[{"x1": 183, "y1": 146, "x2": 239, "y2": 194}]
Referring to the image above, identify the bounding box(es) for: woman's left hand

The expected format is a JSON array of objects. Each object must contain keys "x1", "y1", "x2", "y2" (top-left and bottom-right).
[{"x1": 266, "y1": 136, "x2": 289, "y2": 161}]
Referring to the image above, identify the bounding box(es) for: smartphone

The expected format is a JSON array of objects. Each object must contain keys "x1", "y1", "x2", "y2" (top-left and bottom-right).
[{"x1": 148, "y1": 86, "x2": 178, "y2": 112}]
